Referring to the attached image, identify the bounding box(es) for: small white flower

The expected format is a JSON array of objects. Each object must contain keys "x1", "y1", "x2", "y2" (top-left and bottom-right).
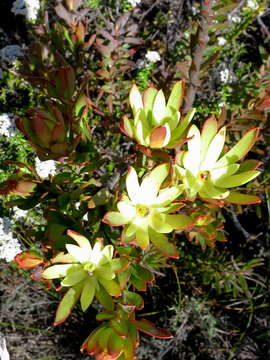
[
  {"x1": 127, "y1": 0, "x2": 141, "y2": 7},
  {"x1": 13, "y1": 207, "x2": 28, "y2": 220},
  {"x1": 0, "y1": 217, "x2": 22, "y2": 262},
  {"x1": 11, "y1": 0, "x2": 40, "y2": 21},
  {"x1": 0, "y1": 45, "x2": 22, "y2": 63},
  {"x1": 247, "y1": 0, "x2": 258, "y2": 10},
  {"x1": 217, "y1": 37, "x2": 227, "y2": 46},
  {"x1": 220, "y1": 68, "x2": 234, "y2": 84},
  {"x1": 228, "y1": 14, "x2": 241, "y2": 23},
  {"x1": 35, "y1": 158, "x2": 57, "y2": 178},
  {"x1": 0, "y1": 114, "x2": 16, "y2": 137},
  {"x1": 145, "y1": 51, "x2": 161, "y2": 63}
]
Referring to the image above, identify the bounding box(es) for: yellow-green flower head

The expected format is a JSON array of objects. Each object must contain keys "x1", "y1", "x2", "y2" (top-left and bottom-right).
[
  {"x1": 120, "y1": 81, "x2": 196, "y2": 149},
  {"x1": 175, "y1": 117, "x2": 261, "y2": 204},
  {"x1": 42, "y1": 231, "x2": 121, "y2": 322},
  {"x1": 103, "y1": 163, "x2": 193, "y2": 256}
]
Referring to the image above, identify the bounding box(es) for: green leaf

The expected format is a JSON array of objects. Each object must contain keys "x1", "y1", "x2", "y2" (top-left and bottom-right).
[
  {"x1": 96, "y1": 312, "x2": 115, "y2": 321},
  {"x1": 80, "y1": 276, "x2": 96, "y2": 312},
  {"x1": 110, "y1": 319, "x2": 128, "y2": 337},
  {"x1": 54, "y1": 282, "x2": 83, "y2": 325},
  {"x1": 111, "y1": 257, "x2": 129, "y2": 272},
  {"x1": 152, "y1": 89, "x2": 166, "y2": 125},
  {"x1": 171, "y1": 108, "x2": 196, "y2": 142},
  {"x1": 120, "y1": 115, "x2": 133, "y2": 138},
  {"x1": 216, "y1": 128, "x2": 259, "y2": 167},
  {"x1": 107, "y1": 332, "x2": 124, "y2": 358},
  {"x1": 123, "y1": 290, "x2": 144, "y2": 309},
  {"x1": 67, "y1": 230, "x2": 92, "y2": 251},
  {"x1": 129, "y1": 84, "x2": 143, "y2": 117},
  {"x1": 140, "y1": 163, "x2": 170, "y2": 201},
  {"x1": 88, "y1": 188, "x2": 111, "y2": 208},
  {"x1": 224, "y1": 191, "x2": 261, "y2": 204},
  {"x1": 131, "y1": 319, "x2": 173, "y2": 338},
  {"x1": 143, "y1": 86, "x2": 158, "y2": 123},
  {"x1": 200, "y1": 116, "x2": 218, "y2": 161},
  {"x1": 95, "y1": 286, "x2": 114, "y2": 312},
  {"x1": 214, "y1": 170, "x2": 260, "y2": 188},
  {"x1": 130, "y1": 264, "x2": 153, "y2": 282},
  {"x1": 96, "y1": 263, "x2": 115, "y2": 280},
  {"x1": 165, "y1": 214, "x2": 194, "y2": 230},
  {"x1": 42, "y1": 264, "x2": 73, "y2": 279},
  {"x1": 61, "y1": 268, "x2": 87, "y2": 286},
  {"x1": 103, "y1": 211, "x2": 129, "y2": 226},
  {"x1": 129, "y1": 275, "x2": 147, "y2": 291},
  {"x1": 167, "y1": 80, "x2": 185, "y2": 110},
  {"x1": 98, "y1": 278, "x2": 121, "y2": 296},
  {"x1": 149, "y1": 229, "x2": 179, "y2": 258}
]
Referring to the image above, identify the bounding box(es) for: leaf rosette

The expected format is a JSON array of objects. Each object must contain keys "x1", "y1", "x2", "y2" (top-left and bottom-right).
[
  {"x1": 120, "y1": 81, "x2": 196, "y2": 148},
  {"x1": 175, "y1": 117, "x2": 261, "y2": 204},
  {"x1": 42, "y1": 230, "x2": 125, "y2": 324},
  {"x1": 103, "y1": 163, "x2": 193, "y2": 257}
]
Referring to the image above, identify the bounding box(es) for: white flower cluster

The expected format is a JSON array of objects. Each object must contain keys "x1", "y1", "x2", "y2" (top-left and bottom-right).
[
  {"x1": 228, "y1": 14, "x2": 241, "y2": 23},
  {"x1": 145, "y1": 50, "x2": 161, "y2": 63},
  {"x1": 0, "y1": 114, "x2": 17, "y2": 137},
  {"x1": 0, "y1": 45, "x2": 22, "y2": 63},
  {"x1": 127, "y1": 0, "x2": 141, "y2": 7},
  {"x1": 11, "y1": 0, "x2": 40, "y2": 21},
  {"x1": 217, "y1": 37, "x2": 227, "y2": 46},
  {"x1": 0, "y1": 217, "x2": 22, "y2": 262},
  {"x1": 220, "y1": 68, "x2": 234, "y2": 84},
  {"x1": 13, "y1": 207, "x2": 28, "y2": 220},
  {"x1": 35, "y1": 158, "x2": 57, "y2": 178},
  {"x1": 247, "y1": 0, "x2": 259, "y2": 10}
]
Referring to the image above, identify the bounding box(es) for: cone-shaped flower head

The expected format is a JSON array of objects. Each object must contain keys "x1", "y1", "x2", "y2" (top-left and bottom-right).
[
  {"x1": 103, "y1": 163, "x2": 193, "y2": 256},
  {"x1": 175, "y1": 117, "x2": 261, "y2": 204},
  {"x1": 42, "y1": 231, "x2": 122, "y2": 324},
  {"x1": 120, "y1": 81, "x2": 196, "y2": 149}
]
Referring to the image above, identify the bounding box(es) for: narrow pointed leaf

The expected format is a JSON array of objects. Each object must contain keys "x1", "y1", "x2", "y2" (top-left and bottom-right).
[
  {"x1": 67, "y1": 230, "x2": 92, "y2": 251},
  {"x1": 80, "y1": 276, "x2": 96, "y2": 312},
  {"x1": 140, "y1": 163, "x2": 170, "y2": 202},
  {"x1": 152, "y1": 90, "x2": 166, "y2": 125},
  {"x1": 129, "y1": 84, "x2": 143, "y2": 117},
  {"x1": 42, "y1": 264, "x2": 73, "y2": 279},
  {"x1": 54, "y1": 282, "x2": 83, "y2": 325},
  {"x1": 167, "y1": 80, "x2": 185, "y2": 110},
  {"x1": 149, "y1": 228, "x2": 179, "y2": 258},
  {"x1": 132, "y1": 319, "x2": 173, "y2": 338},
  {"x1": 120, "y1": 116, "x2": 133, "y2": 139},
  {"x1": 123, "y1": 290, "x2": 144, "y2": 309},
  {"x1": 95, "y1": 286, "x2": 114, "y2": 312},
  {"x1": 200, "y1": 116, "x2": 218, "y2": 160},
  {"x1": 126, "y1": 167, "x2": 140, "y2": 204},
  {"x1": 98, "y1": 278, "x2": 121, "y2": 296},
  {"x1": 165, "y1": 214, "x2": 194, "y2": 230},
  {"x1": 201, "y1": 126, "x2": 226, "y2": 169},
  {"x1": 103, "y1": 212, "x2": 129, "y2": 226},
  {"x1": 61, "y1": 268, "x2": 87, "y2": 286},
  {"x1": 216, "y1": 128, "x2": 259, "y2": 167},
  {"x1": 214, "y1": 170, "x2": 260, "y2": 188},
  {"x1": 224, "y1": 191, "x2": 261, "y2": 204}
]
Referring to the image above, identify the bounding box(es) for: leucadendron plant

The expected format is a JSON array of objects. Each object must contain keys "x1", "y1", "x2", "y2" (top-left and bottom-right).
[
  {"x1": 120, "y1": 81, "x2": 196, "y2": 148},
  {"x1": 103, "y1": 163, "x2": 193, "y2": 257},
  {"x1": 42, "y1": 230, "x2": 127, "y2": 324},
  {"x1": 1, "y1": 1, "x2": 264, "y2": 357},
  {"x1": 175, "y1": 117, "x2": 261, "y2": 204}
]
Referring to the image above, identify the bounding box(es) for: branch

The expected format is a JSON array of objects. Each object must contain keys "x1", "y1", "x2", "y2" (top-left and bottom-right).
[{"x1": 183, "y1": 0, "x2": 215, "y2": 113}]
